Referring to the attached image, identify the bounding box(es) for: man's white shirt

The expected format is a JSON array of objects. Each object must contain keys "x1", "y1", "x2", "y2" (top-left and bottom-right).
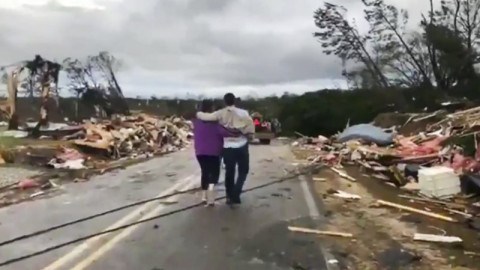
[
  {"x1": 196, "y1": 106, "x2": 251, "y2": 149},
  {"x1": 223, "y1": 107, "x2": 248, "y2": 149}
]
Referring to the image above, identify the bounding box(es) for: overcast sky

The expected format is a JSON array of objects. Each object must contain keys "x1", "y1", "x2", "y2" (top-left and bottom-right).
[{"x1": 0, "y1": 0, "x2": 431, "y2": 98}]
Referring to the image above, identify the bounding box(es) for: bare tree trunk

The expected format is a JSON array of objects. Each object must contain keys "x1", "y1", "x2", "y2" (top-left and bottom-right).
[
  {"x1": 110, "y1": 69, "x2": 124, "y2": 96},
  {"x1": 454, "y1": 0, "x2": 461, "y2": 35},
  {"x1": 28, "y1": 76, "x2": 35, "y2": 101},
  {"x1": 348, "y1": 29, "x2": 390, "y2": 88},
  {"x1": 38, "y1": 83, "x2": 50, "y2": 126},
  {"x1": 32, "y1": 75, "x2": 51, "y2": 137},
  {"x1": 6, "y1": 71, "x2": 19, "y2": 130},
  {"x1": 109, "y1": 70, "x2": 130, "y2": 115},
  {"x1": 426, "y1": 0, "x2": 445, "y2": 89},
  {"x1": 75, "y1": 94, "x2": 79, "y2": 121},
  {"x1": 381, "y1": 14, "x2": 432, "y2": 86}
]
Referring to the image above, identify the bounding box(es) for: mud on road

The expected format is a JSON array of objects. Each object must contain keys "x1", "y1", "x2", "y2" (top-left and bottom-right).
[{"x1": 294, "y1": 150, "x2": 480, "y2": 270}]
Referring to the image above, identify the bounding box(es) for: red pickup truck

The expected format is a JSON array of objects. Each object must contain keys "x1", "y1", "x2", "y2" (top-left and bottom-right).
[{"x1": 252, "y1": 114, "x2": 276, "y2": 145}]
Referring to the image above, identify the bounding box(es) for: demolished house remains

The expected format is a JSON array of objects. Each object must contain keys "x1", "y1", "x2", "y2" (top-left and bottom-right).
[
  {"x1": 0, "y1": 54, "x2": 194, "y2": 206},
  {"x1": 47, "y1": 114, "x2": 192, "y2": 169},
  {"x1": 293, "y1": 105, "x2": 480, "y2": 231},
  {"x1": 0, "y1": 112, "x2": 192, "y2": 207}
]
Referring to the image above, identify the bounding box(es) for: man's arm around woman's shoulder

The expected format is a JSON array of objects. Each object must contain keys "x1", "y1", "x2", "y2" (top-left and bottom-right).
[
  {"x1": 196, "y1": 108, "x2": 224, "y2": 121},
  {"x1": 218, "y1": 125, "x2": 242, "y2": 138}
]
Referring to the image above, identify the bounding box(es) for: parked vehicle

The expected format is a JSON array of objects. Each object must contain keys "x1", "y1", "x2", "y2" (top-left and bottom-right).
[{"x1": 251, "y1": 112, "x2": 279, "y2": 145}]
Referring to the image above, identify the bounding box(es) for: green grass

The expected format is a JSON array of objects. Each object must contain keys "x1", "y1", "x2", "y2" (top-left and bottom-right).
[
  {"x1": 0, "y1": 136, "x2": 26, "y2": 150},
  {"x1": 0, "y1": 128, "x2": 67, "y2": 151}
]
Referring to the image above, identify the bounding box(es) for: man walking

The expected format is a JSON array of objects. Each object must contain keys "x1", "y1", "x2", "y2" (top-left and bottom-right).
[{"x1": 196, "y1": 93, "x2": 254, "y2": 205}]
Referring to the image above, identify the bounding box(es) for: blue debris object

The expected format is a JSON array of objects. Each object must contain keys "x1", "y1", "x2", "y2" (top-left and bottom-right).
[{"x1": 338, "y1": 124, "x2": 394, "y2": 146}]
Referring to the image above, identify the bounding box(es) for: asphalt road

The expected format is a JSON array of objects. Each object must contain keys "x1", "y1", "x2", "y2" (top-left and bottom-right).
[{"x1": 0, "y1": 142, "x2": 333, "y2": 270}]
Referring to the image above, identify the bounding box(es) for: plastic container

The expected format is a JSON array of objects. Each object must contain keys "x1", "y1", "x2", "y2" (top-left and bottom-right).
[{"x1": 418, "y1": 166, "x2": 460, "y2": 199}]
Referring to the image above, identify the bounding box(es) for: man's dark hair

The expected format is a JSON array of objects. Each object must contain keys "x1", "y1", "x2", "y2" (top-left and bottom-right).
[
  {"x1": 200, "y1": 99, "x2": 214, "y2": 113},
  {"x1": 224, "y1": 93, "x2": 236, "y2": 106}
]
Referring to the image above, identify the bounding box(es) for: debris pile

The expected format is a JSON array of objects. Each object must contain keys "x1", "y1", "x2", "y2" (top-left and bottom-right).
[
  {"x1": 64, "y1": 114, "x2": 192, "y2": 159},
  {"x1": 48, "y1": 146, "x2": 86, "y2": 170},
  {"x1": 293, "y1": 105, "x2": 480, "y2": 222},
  {"x1": 0, "y1": 113, "x2": 193, "y2": 207},
  {"x1": 0, "y1": 114, "x2": 192, "y2": 168},
  {"x1": 290, "y1": 106, "x2": 480, "y2": 268},
  {"x1": 295, "y1": 106, "x2": 480, "y2": 184}
]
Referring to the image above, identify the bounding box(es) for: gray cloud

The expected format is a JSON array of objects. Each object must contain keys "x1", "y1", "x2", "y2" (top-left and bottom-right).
[{"x1": 0, "y1": 0, "x2": 428, "y2": 97}]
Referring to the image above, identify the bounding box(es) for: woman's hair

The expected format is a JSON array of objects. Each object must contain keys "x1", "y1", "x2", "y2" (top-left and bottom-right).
[{"x1": 200, "y1": 99, "x2": 214, "y2": 113}]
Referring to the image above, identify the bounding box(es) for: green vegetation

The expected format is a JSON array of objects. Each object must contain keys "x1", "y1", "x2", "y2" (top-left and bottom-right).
[{"x1": 0, "y1": 136, "x2": 25, "y2": 150}]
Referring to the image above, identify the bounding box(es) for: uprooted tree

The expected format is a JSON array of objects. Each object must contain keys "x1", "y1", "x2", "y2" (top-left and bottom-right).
[
  {"x1": 63, "y1": 57, "x2": 99, "y2": 119},
  {"x1": 63, "y1": 51, "x2": 130, "y2": 119},
  {"x1": 313, "y1": 3, "x2": 389, "y2": 89},
  {"x1": 314, "y1": 0, "x2": 480, "y2": 96},
  {"x1": 88, "y1": 51, "x2": 130, "y2": 115}
]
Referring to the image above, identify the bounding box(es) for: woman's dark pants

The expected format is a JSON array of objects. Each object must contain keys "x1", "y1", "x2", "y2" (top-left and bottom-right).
[{"x1": 196, "y1": 155, "x2": 221, "y2": 190}]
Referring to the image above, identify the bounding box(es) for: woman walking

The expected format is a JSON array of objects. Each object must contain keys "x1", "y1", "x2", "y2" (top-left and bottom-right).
[{"x1": 193, "y1": 100, "x2": 236, "y2": 206}]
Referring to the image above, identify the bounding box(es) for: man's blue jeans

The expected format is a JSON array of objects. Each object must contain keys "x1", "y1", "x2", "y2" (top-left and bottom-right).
[{"x1": 223, "y1": 144, "x2": 249, "y2": 203}]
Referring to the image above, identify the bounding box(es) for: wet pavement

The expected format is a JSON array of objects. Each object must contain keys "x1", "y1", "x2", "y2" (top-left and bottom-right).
[{"x1": 0, "y1": 142, "x2": 331, "y2": 270}]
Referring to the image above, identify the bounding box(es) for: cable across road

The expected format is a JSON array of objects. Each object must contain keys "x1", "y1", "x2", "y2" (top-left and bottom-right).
[
  {"x1": 0, "y1": 184, "x2": 201, "y2": 247},
  {"x1": 0, "y1": 165, "x2": 319, "y2": 267}
]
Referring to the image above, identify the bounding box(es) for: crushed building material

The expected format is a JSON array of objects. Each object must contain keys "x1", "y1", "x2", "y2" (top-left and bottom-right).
[
  {"x1": 418, "y1": 166, "x2": 461, "y2": 199},
  {"x1": 445, "y1": 208, "x2": 473, "y2": 218},
  {"x1": 49, "y1": 159, "x2": 85, "y2": 170},
  {"x1": 339, "y1": 124, "x2": 394, "y2": 146},
  {"x1": 48, "y1": 147, "x2": 86, "y2": 169},
  {"x1": 42, "y1": 114, "x2": 191, "y2": 162},
  {"x1": 332, "y1": 190, "x2": 361, "y2": 200},
  {"x1": 398, "y1": 195, "x2": 465, "y2": 209},
  {"x1": 292, "y1": 105, "x2": 480, "y2": 219},
  {"x1": 29, "y1": 191, "x2": 45, "y2": 198},
  {"x1": 330, "y1": 167, "x2": 356, "y2": 182},
  {"x1": 464, "y1": 251, "x2": 480, "y2": 257},
  {"x1": 17, "y1": 179, "x2": 38, "y2": 189}
]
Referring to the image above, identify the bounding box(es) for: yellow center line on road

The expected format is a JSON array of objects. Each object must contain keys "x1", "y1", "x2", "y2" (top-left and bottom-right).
[
  {"x1": 42, "y1": 173, "x2": 197, "y2": 270},
  {"x1": 70, "y1": 179, "x2": 199, "y2": 270}
]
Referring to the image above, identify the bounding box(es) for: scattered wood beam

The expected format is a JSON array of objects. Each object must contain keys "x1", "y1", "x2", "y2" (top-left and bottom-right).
[
  {"x1": 288, "y1": 226, "x2": 353, "y2": 238},
  {"x1": 413, "y1": 233, "x2": 462, "y2": 243},
  {"x1": 376, "y1": 200, "x2": 457, "y2": 222}
]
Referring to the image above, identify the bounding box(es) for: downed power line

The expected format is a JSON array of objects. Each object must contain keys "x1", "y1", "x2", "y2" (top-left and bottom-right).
[{"x1": 0, "y1": 164, "x2": 321, "y2": 267}]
